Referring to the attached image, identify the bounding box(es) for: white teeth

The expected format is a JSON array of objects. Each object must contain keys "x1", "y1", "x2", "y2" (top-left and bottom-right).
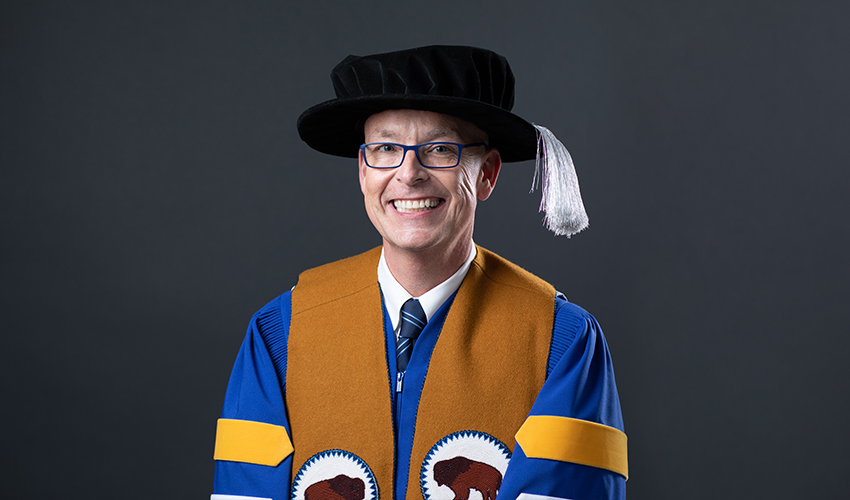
[{"x1": 393, "y1": 198, "x2": 441, "y2": 213}]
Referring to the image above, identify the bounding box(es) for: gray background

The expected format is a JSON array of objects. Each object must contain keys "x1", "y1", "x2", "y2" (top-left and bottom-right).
[{"x1": 2, "y1": 1, "x2": 848, "y2": 498}]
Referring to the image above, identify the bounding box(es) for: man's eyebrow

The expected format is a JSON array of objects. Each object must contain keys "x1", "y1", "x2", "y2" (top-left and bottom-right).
[
  {"x1": 368, "y1": 128, "x2": 461, "y2": 142},
  {"x1": 421, "y1": 128, "x2": 460, "y2": 142},
  {"x1": 369, "y1": 129, "x2": 398, "y2": 140}
]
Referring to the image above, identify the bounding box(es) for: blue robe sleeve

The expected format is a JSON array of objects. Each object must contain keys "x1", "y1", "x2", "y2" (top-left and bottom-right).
[
  {"x1": 497, "y1": 298, "x2": 627, "y2": 500},
  {"x1": 213, "y1": 293, "x2": 293, "y2": 500}
]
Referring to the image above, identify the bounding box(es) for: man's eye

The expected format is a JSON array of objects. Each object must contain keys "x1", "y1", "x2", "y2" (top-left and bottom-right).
[
  {"x1": 375, "y1": 144, "x2": 396, "y2": 153},
  {"x1": 427, "y1": 144, "x2": 456, "y2": 154}
]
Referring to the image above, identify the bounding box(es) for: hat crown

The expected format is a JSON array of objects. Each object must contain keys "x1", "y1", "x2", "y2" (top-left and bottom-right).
[{"x1": 330, "y1": 45, "x2": 516, "y2": 112}]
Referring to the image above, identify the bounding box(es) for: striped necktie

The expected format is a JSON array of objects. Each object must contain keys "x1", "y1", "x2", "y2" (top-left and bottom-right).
[{"x1": 396, "y1": 298, "x2": 426, "y2": 372}]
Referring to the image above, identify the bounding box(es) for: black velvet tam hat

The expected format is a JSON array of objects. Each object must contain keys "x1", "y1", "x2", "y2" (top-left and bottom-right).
[
  {"x1": 296, "y1": 45, "x2": 538, "y2": 163},
  {"x1": 298, "y1": 45, "x2": 590, "y2": 237}
]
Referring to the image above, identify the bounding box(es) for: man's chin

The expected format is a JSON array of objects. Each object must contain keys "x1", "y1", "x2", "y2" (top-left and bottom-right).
[
  {"x1": 382, "y1": 232, "x2": 449, "y2": 254},
  {"x1": 383, "y1": 239, "x2": 439, "y2": 254}
]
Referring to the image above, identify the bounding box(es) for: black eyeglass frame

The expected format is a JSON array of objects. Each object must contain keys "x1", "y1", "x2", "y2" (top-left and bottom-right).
[{"x1": 359, "y1": 142, "x2": 488, "y2": 169}]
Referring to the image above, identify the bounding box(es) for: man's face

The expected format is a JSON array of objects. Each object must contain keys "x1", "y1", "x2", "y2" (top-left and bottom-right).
[{"x1": 359, "y1": 109, "x2": 501, "y2": 259}]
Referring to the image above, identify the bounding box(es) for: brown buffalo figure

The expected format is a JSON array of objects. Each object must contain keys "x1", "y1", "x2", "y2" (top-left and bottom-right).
[
  {"x1": 433, "y1": 456, "x2": 502, "y2": 500},
  {"x1": 304, "y1": 474, "x2": 365, "y2": 500}
]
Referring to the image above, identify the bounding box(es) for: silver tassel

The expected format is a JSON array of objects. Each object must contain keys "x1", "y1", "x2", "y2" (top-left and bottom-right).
[{"x1": 530, "y1": 124, "x2": 589, "y2": 237}]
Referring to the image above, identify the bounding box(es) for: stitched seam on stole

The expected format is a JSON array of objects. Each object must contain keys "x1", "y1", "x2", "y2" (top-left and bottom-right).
[{"x1": 291, "y1": 281, "x2": 377, "y2": 316}]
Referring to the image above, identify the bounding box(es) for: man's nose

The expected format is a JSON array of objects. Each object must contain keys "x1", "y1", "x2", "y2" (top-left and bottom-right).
[{"x1": 395, "y1": 148, "x2": 429, "y2": 184}]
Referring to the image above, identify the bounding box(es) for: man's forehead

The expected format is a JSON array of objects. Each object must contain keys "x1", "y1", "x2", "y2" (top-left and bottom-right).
[
  {"x1": 367, "y1": 126, "x2": 461, "y2": 141},
  {"x1": 363, "y1": 109, "x2": 484, "y2": 142}
]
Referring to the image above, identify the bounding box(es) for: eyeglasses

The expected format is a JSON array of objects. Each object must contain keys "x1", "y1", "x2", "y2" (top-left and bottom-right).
[{"x1": 359, "y1": 142, "x2": 487, "y2": 169}]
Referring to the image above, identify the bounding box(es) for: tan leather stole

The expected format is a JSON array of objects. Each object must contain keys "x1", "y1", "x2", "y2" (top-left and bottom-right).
[{"x1": 287, "y1": 246, "x2": 554, "y2": 499}]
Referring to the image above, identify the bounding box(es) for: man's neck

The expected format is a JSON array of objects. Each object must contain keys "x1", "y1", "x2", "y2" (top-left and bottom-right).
[{"x1": 382, "y1": 239, "x2": 473, "y2": 297}]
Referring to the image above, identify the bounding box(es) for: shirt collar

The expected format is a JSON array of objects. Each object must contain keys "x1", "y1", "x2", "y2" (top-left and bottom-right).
[{"x1": 378, "y1": 244, "x2": 477, "y2": 333}]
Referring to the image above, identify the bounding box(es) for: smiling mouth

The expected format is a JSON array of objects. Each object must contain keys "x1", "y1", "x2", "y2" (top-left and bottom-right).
[{"x1": 393, "y1": 198, "x2": 443, "y2": 213}]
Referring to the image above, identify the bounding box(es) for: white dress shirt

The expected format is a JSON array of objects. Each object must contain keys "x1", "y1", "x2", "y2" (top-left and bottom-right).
[{"x1": 377, "y1": 244, "x2": 477, "y2": 338}]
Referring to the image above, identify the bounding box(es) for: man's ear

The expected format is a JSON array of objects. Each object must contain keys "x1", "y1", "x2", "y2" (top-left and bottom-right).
[
  {"x1": 359, "y1": 149, "x2": 368, "y2": 195},
  {"x1": 477, "y1": 148, "x2": 502, "y2": 201}
]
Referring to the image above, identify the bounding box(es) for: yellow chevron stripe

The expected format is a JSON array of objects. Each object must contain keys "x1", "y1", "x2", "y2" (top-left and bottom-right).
[
  {"x1": 515, "y1": 415, "x2": 628, "y2": 479},
  {"x1": 213, "y1": 418, "x2": 293, "y2": 467}
]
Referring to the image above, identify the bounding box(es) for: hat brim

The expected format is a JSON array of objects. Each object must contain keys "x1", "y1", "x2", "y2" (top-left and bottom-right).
[{"x1": 297, "y1": 94, "x2": 538, "y2": 163}]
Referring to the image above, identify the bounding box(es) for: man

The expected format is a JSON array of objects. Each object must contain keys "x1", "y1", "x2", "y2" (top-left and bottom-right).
[{"x1": 212, "y1": 45, "x2": 626, "y2": 500}]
